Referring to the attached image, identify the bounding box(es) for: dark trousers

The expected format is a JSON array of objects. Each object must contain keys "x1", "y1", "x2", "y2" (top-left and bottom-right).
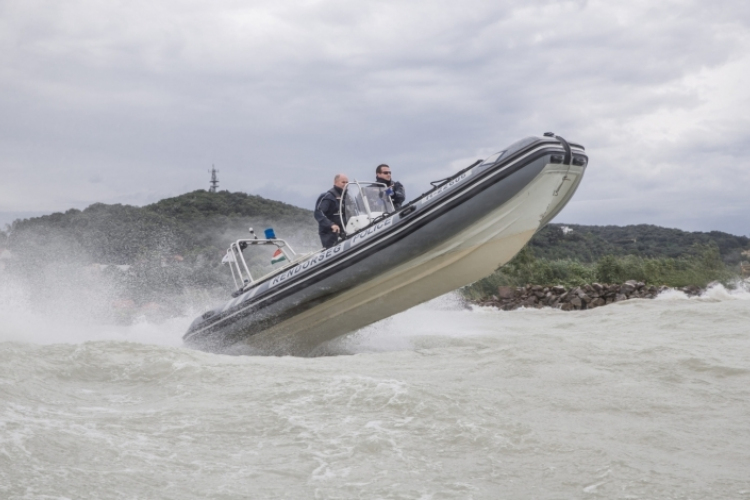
[{"x1": 319, "y1": 232, "x2": 340, "y2": 249}]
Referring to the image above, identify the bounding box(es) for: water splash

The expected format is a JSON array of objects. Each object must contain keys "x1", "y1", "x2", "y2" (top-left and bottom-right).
[
  {"x1": 656, "y1": 282, "x2": 750, "y2": 302},
  {"x1": 0, "y1": 273, "x2": 191, "y2": 346}
]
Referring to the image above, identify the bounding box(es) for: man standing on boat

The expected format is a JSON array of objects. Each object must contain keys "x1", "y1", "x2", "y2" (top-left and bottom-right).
[
  {"x1": 314, "y1": 173, "x2": 348, "y2": 249},
  {"x1": 376, "y1": 164, "x2": 405, "y2": 210}
]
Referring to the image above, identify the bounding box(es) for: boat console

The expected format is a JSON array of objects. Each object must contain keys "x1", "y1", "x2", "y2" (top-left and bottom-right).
[{"x1": 340, "y1": 181, "x2": 395, "y2": 233}]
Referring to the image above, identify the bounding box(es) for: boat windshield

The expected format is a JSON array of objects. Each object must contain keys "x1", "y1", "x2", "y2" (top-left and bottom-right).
[{"x1": 341, "y1": 182, "x2": 395, "y2": 233}]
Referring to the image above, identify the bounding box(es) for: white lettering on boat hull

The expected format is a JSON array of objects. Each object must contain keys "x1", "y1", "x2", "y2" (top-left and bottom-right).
[
  {"x1": 349, "y1": 217, "x2": 394, "y2": 247},
  {"x1": 269, "y1": 243, "x2": 344, "y2": 288},
  {"x1": 421, "y1": 171, "x2": 472, "y2": 205}
]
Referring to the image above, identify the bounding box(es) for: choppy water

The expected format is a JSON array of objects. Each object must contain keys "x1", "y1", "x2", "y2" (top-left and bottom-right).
[{"x1": 1, "y1": 286, "x2": 749, "y2": 499}]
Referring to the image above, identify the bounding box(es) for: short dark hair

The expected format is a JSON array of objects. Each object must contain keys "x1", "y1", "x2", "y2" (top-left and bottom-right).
[{"x1": 376, "y1": 164, "x2": 390, "y2": 174}]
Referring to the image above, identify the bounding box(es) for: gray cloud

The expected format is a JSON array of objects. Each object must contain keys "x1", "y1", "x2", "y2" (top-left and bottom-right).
[{"x1": 0, "y1": 0, "x2": 748, "y2": 235}]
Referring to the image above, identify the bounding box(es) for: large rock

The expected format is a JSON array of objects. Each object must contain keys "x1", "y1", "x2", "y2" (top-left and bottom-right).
[
  {"x1": 681, "y1": 285, "x2": 702, "y2": 297},
  {"x1": 497, "y1": 286, "x2": 514, "y2": 299}
]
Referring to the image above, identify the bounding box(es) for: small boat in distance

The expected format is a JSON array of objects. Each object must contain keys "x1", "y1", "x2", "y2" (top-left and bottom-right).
[{"x1": 184, "y1": 133, "x2": 588, "y2": 355}]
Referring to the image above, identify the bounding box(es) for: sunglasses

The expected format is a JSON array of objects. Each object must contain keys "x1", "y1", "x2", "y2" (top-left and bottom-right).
[{"x1": 380, "y1": 171, "x2": 392, "y2": 175}]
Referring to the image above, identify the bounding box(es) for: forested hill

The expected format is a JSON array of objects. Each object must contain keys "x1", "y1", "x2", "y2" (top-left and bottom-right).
[
  {"x1": 530, "y1": 224, "x2": 749, "y2": 265},
  {"x1": 145, "y1": 190, "x2": 310, "y2": 221},
  {"x1": 4, "y1": 190, "x2": 318, "y2": 267}
]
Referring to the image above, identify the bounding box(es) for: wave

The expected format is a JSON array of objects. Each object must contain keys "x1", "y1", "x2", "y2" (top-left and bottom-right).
[{"x1": 656, "y1": 282, "x2": 750, "y2": 302}]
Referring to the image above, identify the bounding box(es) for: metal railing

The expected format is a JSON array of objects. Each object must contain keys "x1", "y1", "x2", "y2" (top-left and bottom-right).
[{"x1": 224, "y1": 237, "x2": 297, "y2": 291}]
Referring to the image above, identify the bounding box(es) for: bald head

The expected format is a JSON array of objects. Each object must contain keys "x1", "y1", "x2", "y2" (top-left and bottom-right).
[{"x1": 333, "y1": 174, "x2": 348, "y2": 188}]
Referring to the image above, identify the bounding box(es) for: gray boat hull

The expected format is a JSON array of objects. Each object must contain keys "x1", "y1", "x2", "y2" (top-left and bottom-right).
[{"x1": 184, "y1": 135, "x2": 588, "y2": 355}]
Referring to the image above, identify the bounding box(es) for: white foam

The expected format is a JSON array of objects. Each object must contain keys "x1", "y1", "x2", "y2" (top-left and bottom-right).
[
  {"x1": 656, "y1": 283, "x2": 750, "y2": 302},
  {"x1": 654, "y1": 288, "x2": 691, "y2": 301},
  {"x1": 703, "y1": 282, "x2": 750, "y2": 300},
  {"x1": 0, "y1": 276, "x2": 190, "y2": 347}
]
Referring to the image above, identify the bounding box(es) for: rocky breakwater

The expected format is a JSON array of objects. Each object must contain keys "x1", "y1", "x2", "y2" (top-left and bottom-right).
[{"x1": 475, "y1": 281, "x2": 704, "y2": 311}]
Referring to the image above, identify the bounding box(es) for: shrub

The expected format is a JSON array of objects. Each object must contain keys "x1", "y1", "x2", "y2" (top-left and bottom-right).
[{"x1": 461, "y1": 243, "x2": 737, "y2": 301}]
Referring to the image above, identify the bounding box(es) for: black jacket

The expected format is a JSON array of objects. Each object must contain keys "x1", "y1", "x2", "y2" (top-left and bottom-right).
[
  {"x1": 314, "y1": 187, "x2": 344, "y2": 235},
  {"x1": 376, "y1": 177, "x2": 406, "y2": 210}
]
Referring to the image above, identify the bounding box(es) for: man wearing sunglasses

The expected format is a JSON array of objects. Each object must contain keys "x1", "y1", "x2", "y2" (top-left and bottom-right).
[{"x1": 375, "y1": 164, "x2": 405, "y2": 210}]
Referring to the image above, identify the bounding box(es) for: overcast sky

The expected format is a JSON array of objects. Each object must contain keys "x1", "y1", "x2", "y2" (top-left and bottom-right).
[{"x1": 1, "y1": 0, "x2": 748, "y2": 235}]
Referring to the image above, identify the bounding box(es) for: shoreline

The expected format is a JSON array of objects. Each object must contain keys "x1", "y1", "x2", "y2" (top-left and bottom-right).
[{"x1": 468, "y1": 281, "x2": 704, "y2": 311}]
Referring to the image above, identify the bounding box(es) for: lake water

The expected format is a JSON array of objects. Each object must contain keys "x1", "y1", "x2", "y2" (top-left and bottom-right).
[{"x1": 1, "y1": 286, "x2": 749, "y2": 499}]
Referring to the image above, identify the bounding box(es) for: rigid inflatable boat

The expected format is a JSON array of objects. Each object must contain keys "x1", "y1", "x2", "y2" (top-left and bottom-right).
[{"x1": 184, "y1": 133, "x2": 588, "y2": 355}]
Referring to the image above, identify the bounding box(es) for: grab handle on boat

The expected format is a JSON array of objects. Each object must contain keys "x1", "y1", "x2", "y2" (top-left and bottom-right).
[
  {"x1": 400, "y1": 205, "x2": 416, "y2": 218},
  {"x1": 554, "y1": 135, "x2": 572, "y2": 165},
  {"x1": 551, "y1": 134, "x2": 574, "y2": 197},
  {"x1": 430, "y1": 159, "x2": 483, "y2": 188}
]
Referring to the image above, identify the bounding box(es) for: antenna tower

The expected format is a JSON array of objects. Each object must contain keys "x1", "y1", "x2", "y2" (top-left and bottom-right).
[{"x1": 209, "y1": 165, "x2": 219, "y2": 193}]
